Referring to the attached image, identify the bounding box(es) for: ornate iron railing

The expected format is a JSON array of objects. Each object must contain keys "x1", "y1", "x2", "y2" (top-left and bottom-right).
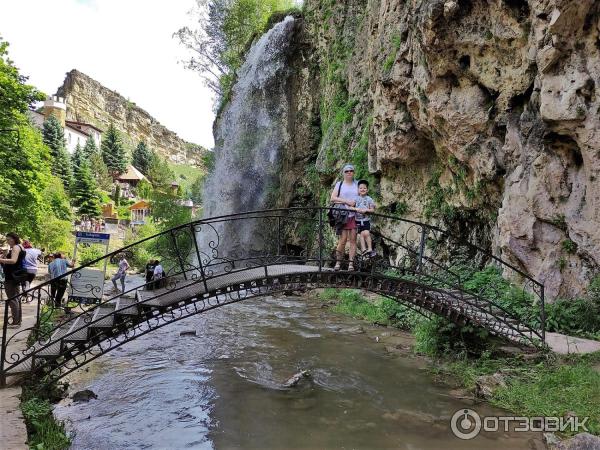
[{"x1": 0, "y1": 207, "x2": 545, "y2": 386}]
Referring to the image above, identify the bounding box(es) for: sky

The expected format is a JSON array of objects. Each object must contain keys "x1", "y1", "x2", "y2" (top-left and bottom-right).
[{"x1": 0, "y1": 0, "x2": 216, "y2": 149}]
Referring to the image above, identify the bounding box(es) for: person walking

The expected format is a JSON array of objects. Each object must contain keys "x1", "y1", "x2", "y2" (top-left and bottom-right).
[
  {"x1": 48, "y1": 252, "x2": 75, "y2": 307},
  {"x1": 330, "y1": 164, "x2": 358, "y2": 271},
  {"x1": 145, "y1": 259, "x2": 157, "y2": 290},
  {"x1": 21, "y1": 240, "x2": 42, "y2": 291},
  {"x1": 111, "y1": 254, "x2": 130, "y2": 294},
  {"x1": 153, "y1": 260, "x2": 164, "y2": 289},
  {"x1": 0, "y1": 233, "x2": 26, "y2": 326}
]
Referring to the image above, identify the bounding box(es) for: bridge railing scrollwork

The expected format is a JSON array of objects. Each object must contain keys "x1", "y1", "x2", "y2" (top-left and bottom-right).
[{"x1": 1, "y1": 207, "x2": 545, "y2": 385}]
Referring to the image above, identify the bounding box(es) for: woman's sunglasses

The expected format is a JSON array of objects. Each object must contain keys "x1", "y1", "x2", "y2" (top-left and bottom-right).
[{"x1": 344, "y1": 170, "x2": 354, "y2": 173}]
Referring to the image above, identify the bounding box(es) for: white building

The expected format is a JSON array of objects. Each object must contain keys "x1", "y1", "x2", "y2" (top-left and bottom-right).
[{"x1": 28, "y1": 96, "x2": 102, "y2": 154}]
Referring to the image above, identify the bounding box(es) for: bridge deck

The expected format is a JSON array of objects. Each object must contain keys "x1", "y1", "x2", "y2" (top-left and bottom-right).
[{"x1": 5, "y1": 264, "x2": 541, "y2": 377}]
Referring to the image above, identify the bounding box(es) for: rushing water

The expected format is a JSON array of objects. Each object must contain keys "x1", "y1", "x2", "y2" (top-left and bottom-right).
[
  {"x1": 55, "y1": 296, "x2": 541, "y2": 449},
  {"x1": 201, "y1": 16, "x2": 296, "y2": 257}
]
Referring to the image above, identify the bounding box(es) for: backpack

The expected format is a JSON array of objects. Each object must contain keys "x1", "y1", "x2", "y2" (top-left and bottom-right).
[{"x1": 327, "y1": 182, "x2": 350, "y2": 228}]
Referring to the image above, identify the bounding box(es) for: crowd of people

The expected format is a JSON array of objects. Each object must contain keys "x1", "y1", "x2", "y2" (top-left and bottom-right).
[
  {"x1": 0, "y1": 232, "x2": 79, "y2": 328},
  {"x1": 330, "y1": 163, "x2": 377, "y2": 271},
  {"x1": 75, "y1": 216, "x2": 106, "y2": 233}
]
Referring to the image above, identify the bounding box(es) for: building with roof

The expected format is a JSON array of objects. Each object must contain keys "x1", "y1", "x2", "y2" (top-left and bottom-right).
[
  {"x1": 118, "y1": 165, "x2": 147, "y2": 187},
  {"x1": 28, "y1": 96, "x2": 102, "y2": 154},
  {"x1": 129, "y1": 200, "x2": 151, "y2": 225}
]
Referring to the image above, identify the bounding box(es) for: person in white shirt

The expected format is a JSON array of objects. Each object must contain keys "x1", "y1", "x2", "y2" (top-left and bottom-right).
[
  {"x1": 153, "y1": 261, "x2": 164, "y2": 288},
  {"x1": 110, "y1": 255, "x2": 130, "y2": 294},
  {"x1": 21, "y1": 240, "x2": 42, "y2": 291}
]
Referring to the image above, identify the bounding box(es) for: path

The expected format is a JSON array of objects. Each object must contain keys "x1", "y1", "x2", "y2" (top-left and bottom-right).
[
  {"x1": 545, "y1": 332, "x2": 600, "y2": 354},
  {"x1": 0, "y1": 279, "x2": 42, "y2": 449}
]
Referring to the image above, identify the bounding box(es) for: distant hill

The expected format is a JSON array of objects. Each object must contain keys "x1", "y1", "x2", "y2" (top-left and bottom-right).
[{"x1": 56, "y1": 69, "x2": 207, "y2": 167}]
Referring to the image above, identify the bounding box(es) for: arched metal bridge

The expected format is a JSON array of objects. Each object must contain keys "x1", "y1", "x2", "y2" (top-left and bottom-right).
[{"x1": 1, "y1": 208, "x2": 546, "y2": 386}]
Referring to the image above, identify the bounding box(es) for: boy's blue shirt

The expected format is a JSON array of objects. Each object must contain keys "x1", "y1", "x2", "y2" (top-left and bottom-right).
[{"x1": 355, "y1": 195, "x2": 375, "y2": 221}]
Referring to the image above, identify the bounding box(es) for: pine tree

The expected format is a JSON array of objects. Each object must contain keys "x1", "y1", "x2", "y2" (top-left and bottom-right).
[
  {"x1": 101, "y1": 123, "x2": 127, "y2": 175},
  {"x1": 42, "y1": 115, "x2": 72, "y2": 190},
  {"x1": 132, "y1": 141, "x2": 153, "y2": 175},
  {"x1": 72, "y1": 158, "x2": 101, "y2": 217},
  {"x1": 72, "y1": 143, "x2": 85, "y2": 168},
  {"x1": 82, "y1": 135, "x2": 98, "y2": 160},
  {"x1": 89, "y1": 152, "x2": 113, "y2": 191}
]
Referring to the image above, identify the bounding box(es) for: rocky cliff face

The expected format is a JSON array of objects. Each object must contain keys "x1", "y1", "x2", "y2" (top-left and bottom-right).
[
  {"x1": 271, "y1": 0, "x2": 600, "y2": 299},
  {"x1": 57, "y1": 70, "x2": 206, "y2": 166}
]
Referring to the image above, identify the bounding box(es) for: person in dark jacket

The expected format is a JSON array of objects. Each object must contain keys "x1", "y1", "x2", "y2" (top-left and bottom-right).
[
  {"x1": 145, "y1": 259, "x2": 157, "y2": 290},
  {"x1": 0, "y1": 233, "x2": 25, "y2": 326}
]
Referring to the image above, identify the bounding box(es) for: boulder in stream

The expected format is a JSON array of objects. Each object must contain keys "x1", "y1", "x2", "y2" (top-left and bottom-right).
[
  {"x1": 72, "y1": 389, "x2": 98, "y2": 403},
  {"x1": 180, "y1": 330, "x2": 197, "y2": 337},
  {"x1": 283, "y1": 370, "x2": 312, "y2": 388}
]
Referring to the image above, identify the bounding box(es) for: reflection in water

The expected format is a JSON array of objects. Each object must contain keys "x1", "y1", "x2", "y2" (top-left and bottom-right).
[{"x1": 55, "y1": 296, "x2": 540, "y2": 449}]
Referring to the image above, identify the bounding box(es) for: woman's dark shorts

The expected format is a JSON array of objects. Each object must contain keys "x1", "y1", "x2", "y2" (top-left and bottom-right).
[{"x1": 357, "y1": 220, "x2": 371, "y2": 233}]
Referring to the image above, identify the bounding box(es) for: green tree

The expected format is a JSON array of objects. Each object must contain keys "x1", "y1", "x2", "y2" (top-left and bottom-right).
[
  {"x1": 0, "y1": 38, "x2": 72, "y2": 242},
  {"x1": 188, "y1": 175, "x2": 204, "y2": 206},
  {"x1": 132, "y1": 141, "x2": 153, "y2": 175},
  {"x1": 101, "y1": 123, "x2": 127, "y2": 175},
  {"x1": 175, "y1": 0, "x2": 294, "y2": 98},
  {"x1": 72, "y1": 159, "x2": 101, "y2": 217},
  {"x1": 147, "y1": 153, "x2": 174, "y2": 187},
  {"x1": 72, "y1": 143, "x2": 84, "y2": 168},
  {"x1": 89, "y1": 152, "x2": 113, "y2": 191},
  {"x1": 42, "y1": 115, "x2": 72, "y2": 190},
  {"x1": 82, "y1": 135, "x2": 98, "y2": 159},
  {"x1": 113, "y1": 184, "x2": 121, "y2": 207}
]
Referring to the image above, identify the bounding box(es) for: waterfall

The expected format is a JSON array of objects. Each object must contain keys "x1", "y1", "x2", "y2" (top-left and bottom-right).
[{"x1": 199, "y1": 16, "x2": 296, "y2": 259}]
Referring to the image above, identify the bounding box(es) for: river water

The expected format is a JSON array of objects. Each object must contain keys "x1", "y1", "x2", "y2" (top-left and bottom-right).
[{"x1": 55, "y1": 295, "x2": 541, "y2": 449}]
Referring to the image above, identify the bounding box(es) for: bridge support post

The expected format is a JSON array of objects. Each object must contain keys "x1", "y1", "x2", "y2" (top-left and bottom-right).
[
  {"x1": 170, "y1": 231, "x2": 188, "y2": 281},
  {"x1": 318, "y1": 209, "x2": 324, "y2": 273},
  {"x1": 417, "y1": 227, "x2": 428, "y2": 273},
  {"x1": 190, "y1": 224, "x2": 209, "y2": 294}
]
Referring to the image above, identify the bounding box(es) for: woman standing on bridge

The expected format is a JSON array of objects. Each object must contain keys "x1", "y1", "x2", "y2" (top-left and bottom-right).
[
  {"x1": 330, "y1": 164, "x2": 358, "y2": 271},
  {"x1": 0, "y1": 233, "x2": 26, "y2": 326}
]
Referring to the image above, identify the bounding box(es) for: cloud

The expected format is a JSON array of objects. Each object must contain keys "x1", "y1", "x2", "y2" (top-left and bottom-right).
[{"x1": 0, "y1": 0, "x2": 215, "y2": 149}]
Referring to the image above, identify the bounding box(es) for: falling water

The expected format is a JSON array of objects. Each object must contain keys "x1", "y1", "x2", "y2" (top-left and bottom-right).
[{"x1": 200, "y1": 16, "x2": 296, "y2": 257}]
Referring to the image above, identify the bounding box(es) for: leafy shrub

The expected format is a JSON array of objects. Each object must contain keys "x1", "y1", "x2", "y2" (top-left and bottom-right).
[{"x1": 77, "y1": 245, "x2": 105, "y2": 267}]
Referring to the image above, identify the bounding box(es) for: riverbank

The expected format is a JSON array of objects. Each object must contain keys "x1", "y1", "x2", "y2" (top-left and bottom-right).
[{"x1": 313, "y1": 288, "x2": 600, "y2": 444}]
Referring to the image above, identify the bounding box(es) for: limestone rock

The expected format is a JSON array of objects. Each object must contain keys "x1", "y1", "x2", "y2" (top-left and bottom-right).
[
  {"x1": 286, "y1": 0, "x2": 600, "y2": 298},
  {"x1": 475, "y1": 373, "x2": 507, "y2": 399},
  {"x1": 56, "y1": 70, "x2": 207, "y2": 166},
  {"x1": 550, "y1": 433, "x2": 600, "y2": 450}
]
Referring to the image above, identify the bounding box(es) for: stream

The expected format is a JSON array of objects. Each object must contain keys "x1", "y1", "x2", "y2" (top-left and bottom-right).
[{"x1": 54, "y1": 295, "x2": 542, "y2": 449}]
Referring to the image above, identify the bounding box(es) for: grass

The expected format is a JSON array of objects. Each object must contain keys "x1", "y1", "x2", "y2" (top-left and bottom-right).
[
  {"x1": 21, "y1": 398, "x2": 70, "y2": 450},
  {"x1": 442, "y1": 352, "x2": 600, "y2": 436},
  {"x1": 318, "y1": 288, "x2": 424, "y2": 330},
  {"x1": 167, "y1": 161, "x2": 206, "y2": 192},
  {"x1": 317, "y1": 287, "x2": 600, "y2": 436}
]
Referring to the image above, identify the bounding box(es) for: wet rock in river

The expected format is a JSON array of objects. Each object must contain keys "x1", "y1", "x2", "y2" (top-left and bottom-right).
[
  {"x1": 283, "y1": 370, "x2": 312, "y2": 388},
  {"x1": 72, "y1": 389, "x2": 98, "y2": 403},
  {"x1": 180, "y1": 330, "x2": 197, "y2": 336}
]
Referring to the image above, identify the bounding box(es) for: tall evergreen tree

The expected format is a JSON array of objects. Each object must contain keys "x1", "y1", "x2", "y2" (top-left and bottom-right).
[
  {"x1": 82, "y1": 135, "x2": 98, "y2": 160},
  {"x1": 72, "y1": 143, "x2": 84, "y2": 168},
  {"x1": 132, "y1": 141, "x2": 153, "y2": 175},
  {"x1": 101, "y1": 123, "x2": 127, "y2": 175},
  {"x1": 72, "y1": 158, "x2": 101, "y2": 217},
  {"x1": 89, "y1": 152, "x2": 113, "y2": 191},
  {"x1": 42, "y1": 115, "x2": 72, "y2": 190}
]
